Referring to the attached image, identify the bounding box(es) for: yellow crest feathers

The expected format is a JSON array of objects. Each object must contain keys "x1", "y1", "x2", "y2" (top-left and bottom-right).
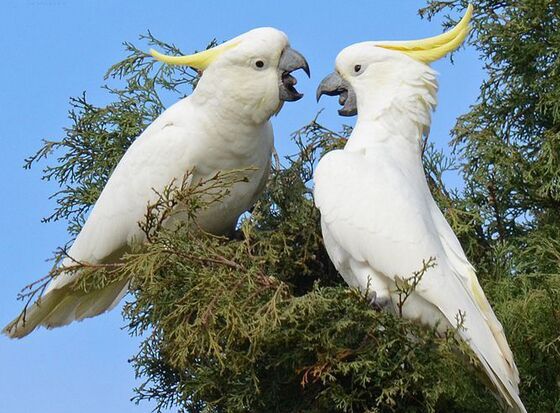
[
  {"x1": 149, "y1": 40, "x2": 241, "y2": 70},
  {"x1": 375, "y1": 4, "x2": 473, "y2": 63}
]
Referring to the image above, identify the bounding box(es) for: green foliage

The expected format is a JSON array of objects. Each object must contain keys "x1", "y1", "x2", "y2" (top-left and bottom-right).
[
  {"x1": 421, "y1": 0, "x2": 560, "y2": 241},
  {"x1": 23, "y1": 4, "x2": 560, "y2": 411},
  {"x1": 422, "y1": 1, "x2": 560, "y2": 410}
]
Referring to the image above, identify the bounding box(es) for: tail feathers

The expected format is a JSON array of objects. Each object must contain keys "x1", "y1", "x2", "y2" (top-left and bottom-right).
[
  {"x1": 467, "y1": 272, "x2": 520, "y2": 387},
  {"x1": 3, "y1": 279, "x2": 129, "y2": 339},
  {"x1": 441, "y1": 269, "x2": 526, "y2": 412},
  {"x1": 75, "y1": 279, "x2": 129, "y2": 320},
  {"x1": 466, "y1": 336, "x2": 527, "y2": 413}
]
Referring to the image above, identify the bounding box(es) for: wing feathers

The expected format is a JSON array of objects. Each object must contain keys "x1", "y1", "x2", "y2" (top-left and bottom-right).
[{"x1": 428, "y1": 200, "x2": 519, "y2": 385}]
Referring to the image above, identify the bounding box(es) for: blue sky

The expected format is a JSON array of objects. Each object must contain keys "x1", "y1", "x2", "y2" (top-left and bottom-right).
[{"x1": 0, "y1": 1, "x2": 484, "y2": 412}]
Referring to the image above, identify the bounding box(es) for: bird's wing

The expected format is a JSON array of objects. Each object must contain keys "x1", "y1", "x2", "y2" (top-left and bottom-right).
[
  {"x1": 4, "y1": 104, "x2": 209, "y2": 337},
  {"x1": 427, "y1": 197, "x2": 519, "y2": 385},
  {"x1": 314, "y1": 149, "x2": 525, "y2": 412},
  {"x1": 46, "y1": 107, "x2": 199, "y2": 292}
]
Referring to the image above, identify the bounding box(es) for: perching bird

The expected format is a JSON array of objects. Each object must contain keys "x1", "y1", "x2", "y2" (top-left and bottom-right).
[
  {"x1": 315, "y1": 6, "x2": 526, "y2": 412},
  {"x1": 4, "y1": 27, "x2": 309, "y2": 338}
]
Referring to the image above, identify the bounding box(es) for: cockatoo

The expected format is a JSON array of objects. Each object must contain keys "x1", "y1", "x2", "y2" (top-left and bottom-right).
[
  {"x1": 4, "y1": 27, "x2": 310, "y2": 338},
  {"x1": 315, "y1": 6, "x2": 526, "y2": 412}
]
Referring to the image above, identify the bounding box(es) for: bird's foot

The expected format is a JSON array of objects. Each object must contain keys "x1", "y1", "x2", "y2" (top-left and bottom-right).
[
  {"x1": 369, "y1": 292, "x2": 390, "y2": 311},
  {"x1": 229, "y1": 229, "x2": 245, "y2": 241}
]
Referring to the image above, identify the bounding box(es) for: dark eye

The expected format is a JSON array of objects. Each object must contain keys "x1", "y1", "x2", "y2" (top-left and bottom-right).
[
  {"x1": 255, "y1": 60, "x2": 264, "y2": 68},
  {"x1": 354, "y1": 64, "x2": 362, "y2": 73}
]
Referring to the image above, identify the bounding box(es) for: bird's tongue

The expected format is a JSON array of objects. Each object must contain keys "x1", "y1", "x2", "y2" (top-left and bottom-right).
[
  {"x1": 281, "y1": 73, "x2": 303, "y2": 99},
  {"x1": 282, "y1": 73, "x2": 298, "y2": 87},
  {"x1": 339, "y1": 90, "x2": 348, "y2": 106}
]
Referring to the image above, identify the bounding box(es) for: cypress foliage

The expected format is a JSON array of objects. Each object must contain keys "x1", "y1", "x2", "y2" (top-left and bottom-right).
[
  {"x1": 421, "y1": 1, "x2": 560, "y2": 411},
  {"x1": 21, "y1": 3, "x2": 559, "y2": 411}
]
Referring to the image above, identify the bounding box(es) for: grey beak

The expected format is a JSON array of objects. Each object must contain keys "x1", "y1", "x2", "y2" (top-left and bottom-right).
[
  {"x1": 316, "y1": 72, "x2": 357, "y2": 117},
  {"x1": 278, "y1": 47, "x2": 310, "y2": 102}
]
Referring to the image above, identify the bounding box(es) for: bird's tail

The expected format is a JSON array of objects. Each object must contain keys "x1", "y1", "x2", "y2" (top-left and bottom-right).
[
  {"x1": 458, "y1": 272, "x2": 526, "y2": 412},
  {"x1": 3, "y1": 278, "x2": 129, "y2": 339},
  {"x1": 466, "y1": 337, "x2": 527, "y2": 413}
]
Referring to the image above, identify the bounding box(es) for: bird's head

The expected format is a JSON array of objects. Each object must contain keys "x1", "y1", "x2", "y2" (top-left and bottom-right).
[
  {"x1": 151, "y1": 27, "x2": 310, "y2": 124},
  {"x1": 317, "y1": 5, "x2": 473, "y2": 119}
]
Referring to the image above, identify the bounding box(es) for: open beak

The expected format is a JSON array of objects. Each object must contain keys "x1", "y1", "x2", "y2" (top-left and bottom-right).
[
  {"x1": 278, "y1": 47, "x2": 310, "y2": 102},
  {"x1": 316, "y1": 72, "x2": 357, "y2": 117}
]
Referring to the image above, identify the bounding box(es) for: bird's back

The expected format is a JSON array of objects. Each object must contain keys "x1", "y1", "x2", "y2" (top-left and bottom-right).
[{"x1": 315, "y1": 144, "x2": 525, "y2": 412}]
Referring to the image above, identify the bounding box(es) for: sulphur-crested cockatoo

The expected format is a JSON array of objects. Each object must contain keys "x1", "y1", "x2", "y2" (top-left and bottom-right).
[
  {"x1": 315, "y1": 6, "x2": 526, "y2": 412},
  {"x1": 5, "y1": 27, "x2": 309, "y2": 338}
]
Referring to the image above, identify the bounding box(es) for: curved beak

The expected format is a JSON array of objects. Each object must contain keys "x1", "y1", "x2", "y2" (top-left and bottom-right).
[
  {"x1": 278, "y1": 47, "x2": 310, "y2": 102},
  {"x1": 316, "y1": 72, "x2": 357, "y2": 117}
]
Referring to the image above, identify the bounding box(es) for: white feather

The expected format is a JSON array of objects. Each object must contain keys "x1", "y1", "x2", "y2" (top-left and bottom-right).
[{"x1": 315, "y1": 42, "x2": 526, "y2": 412}]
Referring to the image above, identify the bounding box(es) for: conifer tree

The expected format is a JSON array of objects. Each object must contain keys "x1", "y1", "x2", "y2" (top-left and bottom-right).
[
  {"x1": 21, "y1": 3, "x2": 559, "y2": 411},
  {"x1": 421, "y1": 2, "x2": 560, "y2": 410}
]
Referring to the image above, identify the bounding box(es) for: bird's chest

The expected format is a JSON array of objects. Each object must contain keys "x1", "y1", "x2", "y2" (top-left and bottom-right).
[
  {"x1": 194, "y1": 159, "x2": 270, "y2": 234},
  {"x1": 170, "y1": 126, "x2": 273, "y2": 235}
]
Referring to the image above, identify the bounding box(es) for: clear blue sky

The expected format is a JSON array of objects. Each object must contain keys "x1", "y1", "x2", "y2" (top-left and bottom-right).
[{"x1": 0, "y1": 1, "x2": 483, "y2": 412}]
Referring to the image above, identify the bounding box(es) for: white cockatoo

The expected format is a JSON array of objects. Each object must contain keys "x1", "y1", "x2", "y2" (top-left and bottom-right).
[
  {"x1": 315, "y1": 6, "x2": 526, "y2": 412},
  {"x1": 5, "y1": 27, "x2": 310, "y2": 338}
]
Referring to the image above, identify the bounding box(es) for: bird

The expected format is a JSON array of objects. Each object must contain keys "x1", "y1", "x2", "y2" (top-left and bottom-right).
[
  {"x1": 314, "y1": 6, "x2": 526, "y2": 412},
  {"x1": 4, "y1": 27, "x2": 310, "y2": 339}
]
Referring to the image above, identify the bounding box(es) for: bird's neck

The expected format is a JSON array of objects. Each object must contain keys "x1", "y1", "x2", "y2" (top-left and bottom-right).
[
  {"x1": 190, "y1": 75, "x2": 280, "y2": 126},
  {"x1": 347, "y1": 70, "x2": 437, "y2": 157},
  {"x1": 174, "y1": 94, "x2": 273, "y2": 163},
  {"x1": 346, "y1": 114, "x2": 424, "y2": 157},
  {"x1": 347, "y1": 68, "x2": 438, "y2": 155}
]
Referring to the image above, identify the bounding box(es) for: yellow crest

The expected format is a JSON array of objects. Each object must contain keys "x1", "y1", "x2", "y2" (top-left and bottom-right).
[
  {"x1": 375, "y1": 4, "x2": 473, "y2": 63},
  {"x1": 150, "y1": 40, "x2": 241, "y2": 70}
]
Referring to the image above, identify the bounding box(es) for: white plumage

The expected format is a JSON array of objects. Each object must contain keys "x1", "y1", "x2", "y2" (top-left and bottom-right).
[
  {"x1": 5, "y1": 27, "x2": 309, "y2": 338},
  {"x1": 314, "y1": 16, "x2": 526, "y2": 412}
]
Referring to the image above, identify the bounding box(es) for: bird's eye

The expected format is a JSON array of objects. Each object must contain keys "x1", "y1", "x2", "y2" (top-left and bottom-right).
[
  {"x1": 354, "y1": 64, "x2": 362, "y2": 73},
  {"x1": 251, "y1": 58, "x2": 267, "y2": 71}
]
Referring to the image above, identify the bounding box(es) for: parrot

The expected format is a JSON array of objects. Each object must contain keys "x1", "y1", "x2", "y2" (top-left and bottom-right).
[
  {"x1": 4, "y1": 27, "x2": 310, "y2": 339},
  {"x1": 314, "y1": 5, "x2": 526, "y2": 412}
]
